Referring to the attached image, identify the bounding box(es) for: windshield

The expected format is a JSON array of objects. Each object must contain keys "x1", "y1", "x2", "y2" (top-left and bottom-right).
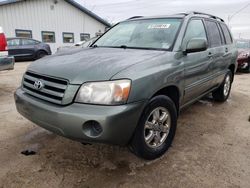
[
  {"x1": 236, "y1": 40, "x2": 250, "y2": 49},
  {"x1": 94, "y1": 18, "x2": 182, "y2": 50}
]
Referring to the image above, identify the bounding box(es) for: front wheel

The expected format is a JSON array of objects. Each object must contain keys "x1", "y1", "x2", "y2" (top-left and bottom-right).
[
  {"x1": 212, "y1": 71, "x2": 232, "y2": 102},
  {"x1": 129, "y1": 95, "x2": 177, "y2": 160}
]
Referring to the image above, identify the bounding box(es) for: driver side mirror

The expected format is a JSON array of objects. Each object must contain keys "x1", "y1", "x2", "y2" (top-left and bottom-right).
[{"x1": 184, "y1": 38, "x2": 208, "y2": 54}]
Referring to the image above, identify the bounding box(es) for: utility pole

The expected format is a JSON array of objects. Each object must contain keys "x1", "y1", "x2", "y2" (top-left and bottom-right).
[
  {"x1": 239, "y1": 33, "x2": 242, "y2": 39},
  {"x1": 228, "y1": 2, "x2": 250, "y2": 28}
]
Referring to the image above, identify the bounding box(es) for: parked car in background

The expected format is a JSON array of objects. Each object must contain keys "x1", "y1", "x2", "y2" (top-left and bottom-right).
[
  {"x1": 235, "y1": 39, "x2": 250, "y2": 72},
  {"x1": 0, "y1": 27, "x2": 14, "y2": 71},
  {"x1": 7, "y1": 38, "x2": 51, "y2": 61},
  {"x1": 77, "y1": 37, "x2": 99, "y2": 47},
  {"x1": 15, "y1": 12, "x2": 237, "y2": 160},
  {"x1": 56, "y1": 37, "x2": 99, "y2": 52}
]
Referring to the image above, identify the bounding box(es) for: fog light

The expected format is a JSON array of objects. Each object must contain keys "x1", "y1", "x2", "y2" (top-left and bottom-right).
[{"x1": 82, "y1": 121, "x2": 103, "y2": 137}]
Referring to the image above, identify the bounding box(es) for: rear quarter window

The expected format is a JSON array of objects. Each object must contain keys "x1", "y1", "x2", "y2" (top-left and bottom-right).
[
  {"x1": 220, "y1": 24, "x2": 233, "y2": 44},
  {"x1": 204, "y1": 20, "x2": 222, "y2": 47}
]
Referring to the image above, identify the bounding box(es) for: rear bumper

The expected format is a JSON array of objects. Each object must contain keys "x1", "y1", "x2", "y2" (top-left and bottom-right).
[
  {"x1": 14, "y1": 88, "x2": 146, "y2": 146},
  {"x1": 0, "y1": 56, "x2": 14, "y2": 71}
]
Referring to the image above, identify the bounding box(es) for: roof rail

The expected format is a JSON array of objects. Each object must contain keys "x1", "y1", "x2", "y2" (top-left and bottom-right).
[
  {"x1": 187, "y1": 11, "x2": 224, "y2": 22},
  {"x1": 127, "y1": 16, "x2": 143, "y2": 20},
  {"x1": 176, "y1": 12, "x2": 189, "y2": 16}
]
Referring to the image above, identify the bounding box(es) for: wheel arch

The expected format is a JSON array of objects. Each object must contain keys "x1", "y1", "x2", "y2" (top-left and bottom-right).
[
  {"x1": 228, "y1": 64, "x2": 235, "y2": 82},
  {"x1": 151, "y1": 85, "x2": 181, "y2": 115},
  {"x1": 36, "y1": 49, "x2": 48, "y2": 55}
]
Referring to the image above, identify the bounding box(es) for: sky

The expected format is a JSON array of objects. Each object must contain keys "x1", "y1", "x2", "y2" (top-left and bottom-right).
[
  {"x1": 75, "y1": 0, "x2": 250, "y2": 39},
  {"x1": 0, "y1": 0, "x2": 249, "y2": 39}
]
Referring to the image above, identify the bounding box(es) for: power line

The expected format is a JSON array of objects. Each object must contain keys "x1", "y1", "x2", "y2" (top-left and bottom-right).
[{"x1": 228, "y1": 2, "x2": 250, "y2": 27}]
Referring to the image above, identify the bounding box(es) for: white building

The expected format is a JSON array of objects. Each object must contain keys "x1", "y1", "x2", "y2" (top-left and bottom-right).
[{"x1": 0, "y1": 0, "x2": 111, "y2": 52}]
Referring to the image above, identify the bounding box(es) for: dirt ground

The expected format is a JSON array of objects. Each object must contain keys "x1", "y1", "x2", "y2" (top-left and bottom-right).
[{"x1": 0, "y1": 62, "x2": 250, "y2": 188}]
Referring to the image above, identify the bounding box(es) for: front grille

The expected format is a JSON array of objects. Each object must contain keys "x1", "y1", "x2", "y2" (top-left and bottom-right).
[{"x1": 22, "y1": 71, "x2": 68, "y2": 104}]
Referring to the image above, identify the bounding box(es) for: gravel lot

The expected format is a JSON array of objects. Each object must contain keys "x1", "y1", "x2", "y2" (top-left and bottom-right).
[{"x1": 0, "y1": 62, "x2": 250, "y2": 188}]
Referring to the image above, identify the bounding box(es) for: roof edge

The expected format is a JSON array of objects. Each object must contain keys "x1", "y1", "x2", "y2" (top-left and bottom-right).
[
  {"x1": 64, "y1": 0, "x2": 111, "y2": 27},
  {"x1": 0, "y1": 0, "x2": 111, "y2": 27},
  {"x1": 0, "y1": 0, "x2": 23, "y2": 6}
]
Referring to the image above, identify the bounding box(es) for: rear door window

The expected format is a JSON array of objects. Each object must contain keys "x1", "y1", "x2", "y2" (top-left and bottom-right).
[
  {"x1": 22, "y1": 39, "x2": 38, "y2": 45},
  {"x1": 220, "y1": 24, "x2": 233, "y2": 44},
  {"x1": 7, "y1": 39, "x2": 21, "y2": 46},
  {"x1": 205, "y1": 20, "x2": 222, "y2": 47}
]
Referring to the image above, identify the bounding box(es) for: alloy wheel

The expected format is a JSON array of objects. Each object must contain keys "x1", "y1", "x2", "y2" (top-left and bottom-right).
[{"x1": 144, "y1": 107, "x2": 171, "y2": 148}]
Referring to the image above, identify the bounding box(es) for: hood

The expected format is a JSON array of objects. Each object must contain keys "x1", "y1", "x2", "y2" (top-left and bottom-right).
[
  {"x1": 238, "y1": 48, "x2": 250, "y2": 53},
  {"x1": 237, "y1": 48, "x2": 250, "y2": 59},
  {"x1": 28, "y1": 47, "x2": 166, "y2": 84}
]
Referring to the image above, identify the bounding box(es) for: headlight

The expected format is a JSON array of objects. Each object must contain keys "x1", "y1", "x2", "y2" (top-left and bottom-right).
[{"x1": 75, "y1": 80, "x2": 131, "y2": 105}]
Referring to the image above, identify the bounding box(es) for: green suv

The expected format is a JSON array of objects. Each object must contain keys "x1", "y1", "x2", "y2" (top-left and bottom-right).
[{"x1": 15, "y1": 12, "x2": 237, "y2": 160}]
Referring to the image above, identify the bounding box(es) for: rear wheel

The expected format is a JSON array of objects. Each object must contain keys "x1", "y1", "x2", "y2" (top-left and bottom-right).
[
  {"x1": 212, "y1": 71, "x2": 232, "y2": 102},
  {"x1": 36, "y1": 51, "x2": 47, "y2": 60},
  {"x1": 129, "y1": 95, "x2": 177, "y2": 160}
]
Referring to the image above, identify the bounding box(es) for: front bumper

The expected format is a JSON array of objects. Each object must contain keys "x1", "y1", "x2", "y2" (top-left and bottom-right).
[
  {"x1": 0, "y1": 56, "x2": 14, "y2": 71},
  {"x1": 14, "y1": 88, "x2": 146, "y2": 146}
]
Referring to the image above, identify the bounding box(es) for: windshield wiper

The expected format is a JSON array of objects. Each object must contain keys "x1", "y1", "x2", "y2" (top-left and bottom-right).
[
  {"x1": 98, "y1": 45, "x2": 128, "y2": 49},
  {"x1": 92, "y1": 44, "x2": 98, "y2": 48},
  {"x1": 93, "y1": 45, "x2": 168, "y2": 51},
  {"x1": 120, "y1": 45, "x2": 127, "y2": 49}
]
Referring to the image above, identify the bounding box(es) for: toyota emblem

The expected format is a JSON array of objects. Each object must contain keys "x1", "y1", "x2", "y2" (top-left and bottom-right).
[{"x1": 33, "y1": 80, "x2": 44, "y2": 90}]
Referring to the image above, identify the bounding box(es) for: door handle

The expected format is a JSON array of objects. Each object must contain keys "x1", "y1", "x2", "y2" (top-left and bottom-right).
[
  {"x1": 225, "y1": 48, "x2": 228, "y2": 53},
  {"x1": 208, "y1": 52, "x2": 213, "y2": 58}
]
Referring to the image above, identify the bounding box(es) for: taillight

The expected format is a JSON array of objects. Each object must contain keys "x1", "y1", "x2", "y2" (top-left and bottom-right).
[{"x1": 0, "y1": 33, "x2": 7, "y2": 51}]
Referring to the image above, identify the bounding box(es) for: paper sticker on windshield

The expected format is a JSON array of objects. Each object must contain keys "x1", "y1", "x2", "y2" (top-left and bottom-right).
[{"x1": 148, "y1": 24, "x2": 171, "y2": 29}]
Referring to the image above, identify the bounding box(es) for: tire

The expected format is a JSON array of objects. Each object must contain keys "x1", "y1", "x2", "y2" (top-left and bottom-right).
[
  {"x1": 129, "y1": 95, "x2": 177, "y2": 160},
  {"x1": 212, "y1": 70, "x2": 232, "y2": 102},
  {"x1": 36, "y1": 51, "x2": 47, "y2": 60}
]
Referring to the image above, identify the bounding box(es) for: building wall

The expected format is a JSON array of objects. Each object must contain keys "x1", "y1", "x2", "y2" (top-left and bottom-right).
[{"x1": 0, "y1": 0, "x2": 107, "y2": 53}]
